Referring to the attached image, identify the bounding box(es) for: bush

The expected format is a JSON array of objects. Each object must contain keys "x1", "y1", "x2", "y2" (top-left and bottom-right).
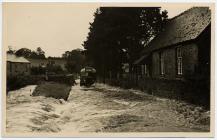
[
  {"x1": 31, "y1": 65, "x2": 65, "y2": 75},
  {"x1": 100, "y1": 77, "x2": 210, "y2": 108},
  {"x1": 31, "y1": 66, "x2": 46, "y2": 75},
  {"x1": 7, "y1": 74, "x2": 75, "y2": 93},
  {"x1": 46, "y1": 65, "x2": 64, "y2": 74},
  {"x1": 7, "y1": 75, "x2": 45, "y2": 91},
  {"x1": 47, "y1": 74, "x2": 76, "y2": 85}
]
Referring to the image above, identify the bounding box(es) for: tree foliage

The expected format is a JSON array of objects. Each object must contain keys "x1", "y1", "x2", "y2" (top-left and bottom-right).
[
  {"x1": 15, "y1": 47, "x2": 46, "y2": 59},
  {"x1": 62, "y1": 49, "x2": 85, "y2": 73},
  {"x1": 7, "y1": 46, "x2": 16, "y2": 54},
  {"x1": 83, "y1": 7, "x2": 168, "y2": 78},
  {"x1": 15, "y1": 48, "x2": 32, "y2": 57}
]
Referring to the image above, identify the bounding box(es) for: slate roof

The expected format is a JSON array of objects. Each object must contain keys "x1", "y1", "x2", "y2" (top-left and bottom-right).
[
  {"x1": 7, "y1": 54, "x2": 30, "y2": 63},
  {"x1": 143, "y1": 7, "x2": 211, "y2": 53}
]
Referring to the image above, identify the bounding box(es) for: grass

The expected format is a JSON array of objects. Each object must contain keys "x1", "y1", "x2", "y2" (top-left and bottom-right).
[{"x1": 32, "y1": 81, "x2": 71, "y2": 100}]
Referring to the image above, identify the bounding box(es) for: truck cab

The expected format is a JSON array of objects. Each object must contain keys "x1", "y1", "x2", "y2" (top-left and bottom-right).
[{"x1": 80, "y1": 67, "x2": 96, "y2": 87}]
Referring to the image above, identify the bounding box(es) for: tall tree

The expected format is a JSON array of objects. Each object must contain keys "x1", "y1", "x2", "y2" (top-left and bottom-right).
[
  {"x1": 83, "y1": 7, "x2": 168, "y2": 78},
  {"x1": 15, "y1": 48, "x2": 32, "y2": 57},
  {"x1": 36, "y1": 47, "x2": 45, "y2": 58},
  {"x1": 15, "y1": 47, "x2": 46, "y2": 59}
]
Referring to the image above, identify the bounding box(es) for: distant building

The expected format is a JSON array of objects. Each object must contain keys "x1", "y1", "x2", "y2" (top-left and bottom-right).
[
  {"x1": 7, "y1": 54, "x2": 31, "y2": 77},
  {"x1": 27, "y1": 58, "x2": 67, "y2": 71}
]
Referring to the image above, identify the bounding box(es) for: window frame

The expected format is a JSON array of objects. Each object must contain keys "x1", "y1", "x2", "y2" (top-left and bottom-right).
[
  {"x1": 26, "y1": 64, "x2": 28, "y2": 72},
  {"x1": 159, "y1": 52, "x2": 165, "y2": 75},
  {"x1": 176, "y1": 47, "x2": 183, "y2": 75},
  {"x1": 144, "y1": 64, "x2": 148, "y2": 76},
  {"x1": 141, "y1": 65, "x2": 144, "y2": 76}
]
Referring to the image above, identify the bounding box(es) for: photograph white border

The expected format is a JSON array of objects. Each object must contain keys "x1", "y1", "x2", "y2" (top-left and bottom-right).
[{"x1": 0, "y1": 0, "x2": 216, "y2": 139}]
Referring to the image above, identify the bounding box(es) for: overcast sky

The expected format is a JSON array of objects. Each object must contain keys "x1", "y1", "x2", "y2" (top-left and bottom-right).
[{"x1": 4, "y1": 3, "x2": 194, "y2": 57}]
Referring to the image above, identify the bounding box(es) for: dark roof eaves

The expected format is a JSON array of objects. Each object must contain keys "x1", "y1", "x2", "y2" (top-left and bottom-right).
[
  {"x1": 146, "y1": 38, "x2": 198, "y2": 54},
  {"x1": 7, "y1": 60, "x2": 30, "y2": 63}
]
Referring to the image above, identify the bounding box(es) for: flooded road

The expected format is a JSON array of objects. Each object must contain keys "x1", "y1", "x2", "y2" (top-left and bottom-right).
[{"x1": 6, "y1": 80, "x2": 210, "y2": 133}]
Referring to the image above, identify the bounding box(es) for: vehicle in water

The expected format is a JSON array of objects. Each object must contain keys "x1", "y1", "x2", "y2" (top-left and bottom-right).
[{"x1": 80, "y1": 67, "x2": 96, "y2": 86}]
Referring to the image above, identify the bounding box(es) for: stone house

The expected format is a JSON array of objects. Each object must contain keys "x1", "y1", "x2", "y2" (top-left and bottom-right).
[
  {"x1": 133, "y1": 7, "x2": 211, "y2": 105},
  {"x1": 7, "y1": 54, "x2": 31, "y2": 77}
]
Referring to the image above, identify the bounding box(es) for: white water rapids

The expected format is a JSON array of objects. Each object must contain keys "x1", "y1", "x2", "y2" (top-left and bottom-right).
[
  {"x1": 6, "y1": 82, "x2": 133, "y2": 133},
  {"x1": 6, "y1": 81, "x2": 210, "y2": 134},
  {"x1": 6, "y1": 83, "x2": 98, "y2": 132}
]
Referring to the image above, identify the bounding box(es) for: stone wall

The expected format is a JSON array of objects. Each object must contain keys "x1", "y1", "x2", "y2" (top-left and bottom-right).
[{"x1": 7, "y1": 62, "x2": 31, "y2": 77}]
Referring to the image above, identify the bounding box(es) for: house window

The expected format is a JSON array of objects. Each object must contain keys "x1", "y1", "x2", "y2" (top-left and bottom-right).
[
  {"x1": 144, "y1": 64, "x2": 148, "y2": 75},
  {"x1": 26, "y1": 64, "x2": 28, "y2": 72},
  {"x1": 176, "y1": 47, "x2": 183, "y2": 75},
  {"x1": 137, "y1": 66, "x2": 141, "y2": 75},
  {"x1": 159, "y1": 52, "x2": 164, "y2": 75},
  {"x1": 141, "y1": 65, "x2": 144, "y2": 75},
  {"x1": 15, "y1": 64, "x2": 17, "y2": 71}
]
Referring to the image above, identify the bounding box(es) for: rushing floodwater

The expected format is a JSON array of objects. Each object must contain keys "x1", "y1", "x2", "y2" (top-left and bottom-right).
[
  {"x1": 7, "y1": 85, "x2": 64, "y2": 132},
  {"x1": 6, "y1": 81, "x2": 210, "y2": 134},
  {"x1": 6, "y1": 82, "x2": 119, "y2": 133}
]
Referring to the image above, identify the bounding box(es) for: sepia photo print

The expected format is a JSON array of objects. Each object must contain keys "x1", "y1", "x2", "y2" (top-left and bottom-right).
[{"x1": 2, "y1": 2, "x2": 215, "y2": 137}]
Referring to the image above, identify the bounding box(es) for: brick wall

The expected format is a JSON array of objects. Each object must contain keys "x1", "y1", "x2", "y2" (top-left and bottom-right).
[{"x1": 151, "y1": 43, "x2": 198, "y2": 80}]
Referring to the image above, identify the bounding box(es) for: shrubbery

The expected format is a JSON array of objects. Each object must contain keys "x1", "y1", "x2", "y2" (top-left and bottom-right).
[
  {"x1": 31, "y1": 66, "x2": 46, "y2": 75},
  {"x1": 7, "y1": 74, "x2": 75, "y2": 92},
  {"x1": 31, "y1": 65, "x2": 65, "y2": 75},
  {"x1": 102, "y1": 77, "x2": 210, "y2": 109},
  {"x1": 7, "y1": 75, "x2": 45, "y2": 91},
  {"x1": 46, "y1": 65, "x2": 65, "y2": 74}
]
